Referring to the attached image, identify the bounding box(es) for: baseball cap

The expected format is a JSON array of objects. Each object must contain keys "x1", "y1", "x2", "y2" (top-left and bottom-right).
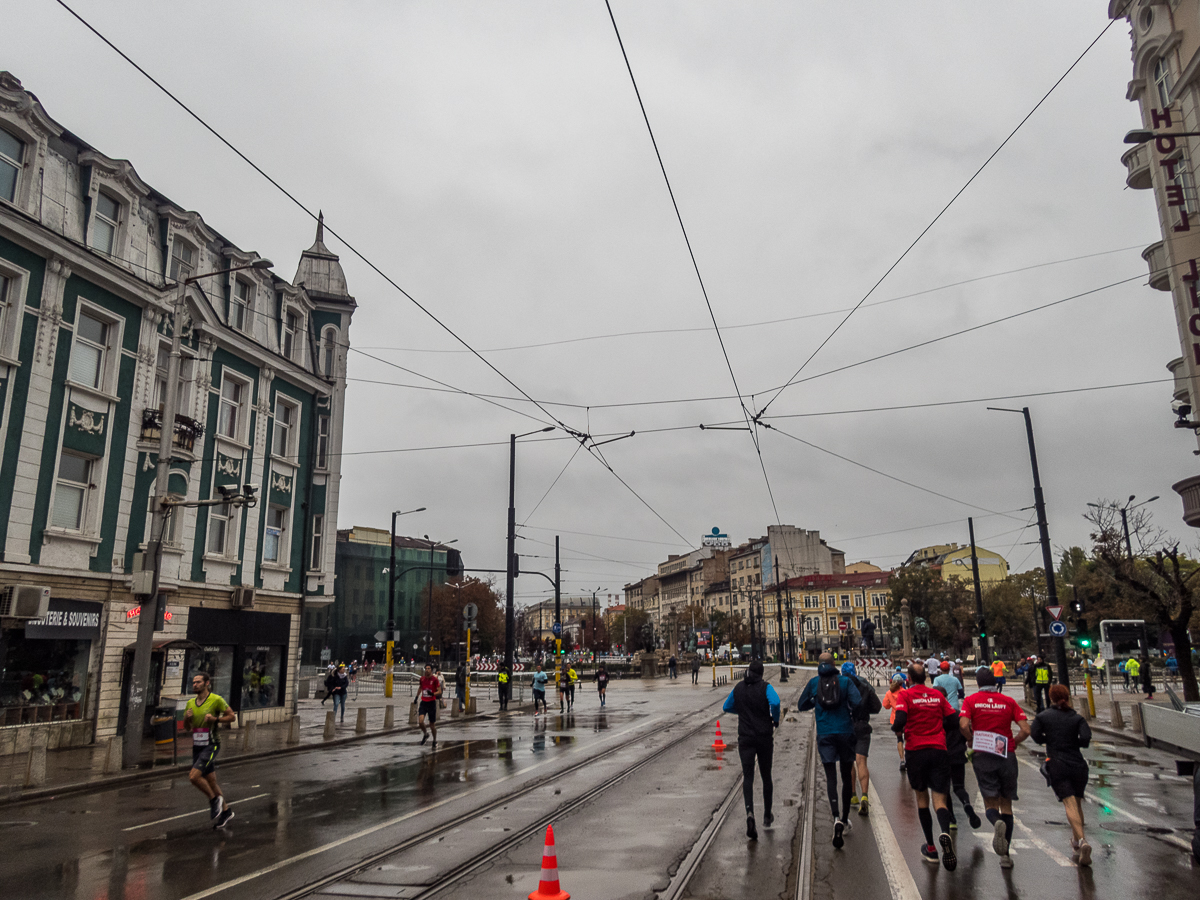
[{"x1": 939, "y1": 660, "x2": 951, "y2": 671}]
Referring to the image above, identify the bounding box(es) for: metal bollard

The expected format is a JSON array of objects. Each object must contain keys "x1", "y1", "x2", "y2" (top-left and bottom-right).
[
  {"x1": 1130, "y1": 702, "x2": 1144, "y2": 735},
  {"x1": 287, "y1": 714, "x2": 301, "y2": 744},
  {"x1": 408, "y1": 701, "x2": 418, "y2": 725},
  {"x1": 24, "y1": 731, "x2": 48, "y2": 787},
  {"x1": 356, "y1": 707, "x2": 367, "y2": 734},
  {"x1": 467, "y1": 697, "x2": 477, "y2": 715},
  {"x1": 102, "y1": 736, "x2": 120, "y2": 775},
  {"x1": 324, "y1": 710, "x2": 336, "y2": 740},
  {"x1": 384, "y1": 705, "x2": 395, "y2": 730},
  {"x1": 242, "y1": 719, "x2": 258, "y2": 752},
  {"x1": 1110, "y1": 701, "x2": 1125, "y2": 730}
]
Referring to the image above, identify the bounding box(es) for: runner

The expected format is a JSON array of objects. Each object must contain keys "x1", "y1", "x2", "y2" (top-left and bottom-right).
[
  {"x1": 881, "y1": 674, "x2": 906, "y2": 772},
  {"x1": 723, "y1": 660, "x2": 781, "y2": 841},
  {"x1": 891, "y1": 662, "x2": 958, "y2": 871},
  {"x1": 497, "y1": 665, "x2": 510, "y2": 712},
  {"x1": 595, "y1": 663, "x2": 609, "y2": 706},
  {"x1": 1028, "y1": 655, "x2": 1054, "y2": 713},
  {"x1": 328, "y1": 663, "x2": 349, "y2": 724},
  {"x1": 417, "y1": 663, "x2": 441, "y2": 746},
  {"x1": 565, "y1": 663, "x2": 578, "y2": 711},
  {"x1": 990, "y1": 656, "x2": 1007, "y2": 689},
  {"x1": 182, "y1": 672, "x2": 236, "y2": 828},
  {"x1": 933, "y1": 661, "x2": 979, "y2": 830},
  {"x1": 960, "y1": 666, "x2": 1030, "y2": 868},
  {"x1": 532, "y1": 663, "x2": 549, "y2": 715},
  {"x1": 798, "y1": 652, "x2": 862, "y2": 849},
  {"x1": 1030, "y1": 683, "x2": 1093, "y2": 865},
  {"x1": 841, "y1": 662, "x2": 881, "y2": 816}
]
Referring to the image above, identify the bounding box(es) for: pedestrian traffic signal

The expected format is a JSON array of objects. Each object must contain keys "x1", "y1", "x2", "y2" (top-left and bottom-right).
[{"x1": 1078, "y1": 636, "x2": 1091, "y2": 648}]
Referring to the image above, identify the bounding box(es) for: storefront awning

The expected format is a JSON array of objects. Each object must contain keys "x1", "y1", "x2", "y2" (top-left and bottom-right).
[{"x1": 121, "y1": 638, "x2": 203, "y2": 653}]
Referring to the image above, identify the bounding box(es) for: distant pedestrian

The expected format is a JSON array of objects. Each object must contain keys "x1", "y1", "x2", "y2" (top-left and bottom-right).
[
  {"x1": 595, "y1": 664, "x2": 609, "y2": 706},
  {"x1": 1120, "y1": 658, "x2": 1132, "y2": 691},
  {"x1": 497, "y1": 666, "x2": 511, "y2": 711},
  {"x1": 892, "y1": 662, "x2": 958, "y2": 871},
  {"x1": 1139, "y1": 653, "x2": 1155, "y2": 700},
  {"x1": 691, "y1": 655, "x2": 701, "y2": 684},
  {"x1": 723, "y1": 660, "x2": 781, "y2": 841},
  {"x1": 933, "y1": 661, "x2": 979, "y2": 831},
  {"x1": 669, "y1": 655, "x2": 678, "y2": 678},
  {"x1": 417, "y1": 664, "x2": 441, "y2": 746},
  {"x1": 798, "y1": 652, "x2": 862, "y2": 849},
  {"x1": 532, "y1": 664, "x2": 549, "y2": 715},
  {"x1": 882, "y1": 675, "x2": 906, "y2": 772},
  {"x1": 435, "y1": 666, "x2": 447, "y2": 710},
  {"x1": 1028, "y1": 656, "x2": 1054, "y2": 712},
  {"x1": 1030, "y1": 683, "x2": 1093, "y2": 866},
  {"x1": 961, "y1": 666, "x2": 1030, "y2": 869},
  {"x1": 842, "y1": 662, "x2": 881, "y2": 816},
  {"x1": 454, "y1": 663, "x2": 467, "y2": 713},
  {"x1": 990, "y1": 657, "x2": 1007, "y2": 689},
  {"x1": 329, "y1": 664, "x2": 350, "y2": 723},
  {"x1": 182, "y1": 672, "x2": 237, "y2": 828},
  {"x1": 565, "y1": 665, "x2": 578, "y2": 710},
  {"x1": 321, "y1": 667, "x2": 335, "y2": 705}
]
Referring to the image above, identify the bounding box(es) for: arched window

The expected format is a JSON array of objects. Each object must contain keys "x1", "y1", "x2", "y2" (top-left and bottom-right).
[
  {"x1": 321, "y1": 325, "x2": 339, "y2": 377},
  {"x1": 1154, "y1": 56, "x2": 1174, "y2": 108}
]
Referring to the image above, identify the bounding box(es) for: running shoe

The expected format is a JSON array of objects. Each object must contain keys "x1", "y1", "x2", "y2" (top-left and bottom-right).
[
  {"x1": 832, "y1": 819, "x2": 845, "y2": 849},
  {"x1": 999, "y1": 854, "x2": 1014, "y2": 869},
  {"x1": 763, "y1": 811, "x2": 774, "y2": 827},
  {"x1": 850, "y1": 794, "x2": 860, "y2": 806},
  {"x1": 210, "y1": 796, "x2": 223, "y2": 819},
  {"x1": 992, "y1": 818, "x2": 1009, "y2": 857},
  {"x1": 920, "y1": 844, "x2": 939, "y2": 864},
  {"x1": 858, "y1": 796, "x2": 870, "y2": 817},
  {"x1": 746, "y1": 815, "x2": 758, "y2": 840},
  {"x1": 1076, "y1": 839, "x2": 1092, "y2": 867},
  {"x1": 939, "y1": 833, "x2": 957, "y2": 871},
  {"x1": 966, "y1": 806, "x2": 982, "y2": 829},
  {"x1": 214, "y1": 808, "x2": 235, "y2": 829},
  {"x1": 420, "y1": 733, "x2": 428, "y2": 745},
  {"x1": 840, "y1": 818, "x2": 853, "y2": 835},
  {"x1": 948, "y1": 818, "x2": 958, "y2": 830}
]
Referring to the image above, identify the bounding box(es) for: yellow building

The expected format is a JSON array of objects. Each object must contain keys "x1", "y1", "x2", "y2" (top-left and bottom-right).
[{"x1": 905, "y1": 544, "x2": 1009, "y2": 587}]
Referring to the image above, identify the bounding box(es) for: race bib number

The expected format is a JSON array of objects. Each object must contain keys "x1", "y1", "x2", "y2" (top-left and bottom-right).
[
  {"x1": 972, "y1": 730, "x2": 1008, "y2": 757},
  {"x1": 192, "y1": 728, "x2": 210, "y2": 747}
]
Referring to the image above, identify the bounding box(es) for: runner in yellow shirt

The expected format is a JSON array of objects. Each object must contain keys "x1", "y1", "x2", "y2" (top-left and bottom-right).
[{"x1": 182, "y1": 672, "x2": 237, "y2": 827}]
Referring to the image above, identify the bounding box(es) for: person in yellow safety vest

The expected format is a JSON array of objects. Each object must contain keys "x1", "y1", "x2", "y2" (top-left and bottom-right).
[
  {"x1": 990, "y1": 658, "x2": 1007, "y2": 689},
  {"x1": 1124, "y1": 657, "x2": 1142, "y2": 697},
  {"x1": 497, "y1": 667, "x2": 510, "y2": 712},
  {"x1": 565, "y1": 665, "x2": 578, "y2": 711},
  {"x1": 1029, "y1": 655, "x2": 1054, "y2": 713}
]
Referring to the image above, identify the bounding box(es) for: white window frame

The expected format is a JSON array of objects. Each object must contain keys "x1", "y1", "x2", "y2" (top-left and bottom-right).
[
  {"x1": 1154, "y1": 55, "x2": 1174, "y2": 108},
  {"x1": 316, "y1": 413, "x2": 330, "y2": 469},
  {"x1": 0, "y1": 258, "x2": 29, "y2": 363},
  {"x1": 216, "y1": 372, "x2": 250, "y2": 443},
  {"x1": 1166, "y1": 150, "x2": 1200, "y2": 218},
  {"x1": 231, "y1": 279, "x2": 253, "y2": 332},
  {"x1": 207, "y1": 497, "x2": 236, "y2": 557},
  {"x1": 151, "y1": 341, "x2": 192, "y2": 414},
  {"x1": 170, "y1": 238, "x2": 196, "y2": 282},
  {"x1": 0, "y1": 126, "x2": 24, "y2": 205},
  {"x1": 281, "y1": 308, "x2": 299, "y2": 361},
  {"x1": 310, "y1": 513, "x2": 324, "y2": 572},
  {"x1": 320, "y1": 325, "x2": 338, "y2": 376},
  {"x1": 50, "y1": 450, "x2": 95, "y2": 533},
  {"x1": 272, "y1": 396, "x2": 298, "y2": 459},
  {"x1": 90, "y1": 191, "x2": 121, "y2": 256},
  {"x1": 68, "y1": 302, "x2": 122, "y2": 396},
  {"x1": 146, "y1": 483, "x2": 186, "y2": 548},
  {"x1": 263, "y1": 504, "x2": 289, "y2": 564}
]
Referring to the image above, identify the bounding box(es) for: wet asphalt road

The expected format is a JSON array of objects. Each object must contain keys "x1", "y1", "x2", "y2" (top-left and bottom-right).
[
  {"x1": 812, "y1": 716, "x2": 1199, "y2": 900},
  {"x1": 0, "y1": 675, "x2": 811, "y2": 900}
]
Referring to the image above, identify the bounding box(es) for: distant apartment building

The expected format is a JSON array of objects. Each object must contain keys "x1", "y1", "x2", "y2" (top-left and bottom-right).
[{"x1": 904, "y1": 543, "x2": 1009, "y2": 587}]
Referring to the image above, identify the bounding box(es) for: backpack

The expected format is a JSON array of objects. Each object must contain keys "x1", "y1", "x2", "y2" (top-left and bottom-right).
[
  {"x1": 324, "y1": 673, "x2": 336, "y2": 691},
  {"x1": 853, "y1": 675, "x2": 882, "y2": 715},
  {"x1": 816, "y1": 673, "x2": 843, "y2": 710}
]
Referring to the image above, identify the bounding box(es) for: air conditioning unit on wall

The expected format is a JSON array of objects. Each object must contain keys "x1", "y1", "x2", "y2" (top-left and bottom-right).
[
  {"x1": 230, "y1": 586, "x2": 256, "y2": 610},
  {"x1": 1, "y1": 584, "x2": 52, "y2": 618}
]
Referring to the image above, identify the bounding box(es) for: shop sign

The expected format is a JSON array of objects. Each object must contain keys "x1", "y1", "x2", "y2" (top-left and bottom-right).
[
  {"x1": 125, "y1": 605, "x2": 173, "y2": 622},
  {"x1": 24, "y1": 598, "x2": 103, "y2": 640}
]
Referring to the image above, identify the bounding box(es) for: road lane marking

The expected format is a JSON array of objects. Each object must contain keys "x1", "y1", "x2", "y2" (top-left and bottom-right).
[
  {"x1": 1014, "y1": 754, "x2": 1193, "y2": 851},
  {"x1": 866, "y1": 783, "x2": 922, "y2": 900},
  {"x1": 178, "y1": 715, "x2": 662, "y2": 900},
  {"x1": 122, "y1": 793, "x2": 271, "y2": 831},
  {"x1": 1013, "y1": 817, "x2": 1074, "y2": 866}
]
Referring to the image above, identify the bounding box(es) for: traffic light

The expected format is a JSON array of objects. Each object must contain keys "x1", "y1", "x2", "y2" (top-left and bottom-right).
[{"x1": 1078, "y1": 636, "x2": 1091, "y2": 648}]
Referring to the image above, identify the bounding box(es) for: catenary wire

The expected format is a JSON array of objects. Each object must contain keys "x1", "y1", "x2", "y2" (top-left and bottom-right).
[{"x1": 757, "y1": 16, "x2": 1117, "y2": 416}]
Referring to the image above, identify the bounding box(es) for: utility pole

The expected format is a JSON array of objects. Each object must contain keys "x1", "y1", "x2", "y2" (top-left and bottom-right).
[
  {"x1": 968, "y1": 517, "x2": 989, "y2": 663},
  {"x1": 989, "y1": 406, "x2": 1068, "y2": 687},
  {"x1": 774, "y1": 557, "x2": 787, "y2": 681},
  {"x1": 504, "y1": 427, "x2": 554, "y2": 680},
  {"x1": 555, "y1": 536, "x2": 561, "y2": 661}
]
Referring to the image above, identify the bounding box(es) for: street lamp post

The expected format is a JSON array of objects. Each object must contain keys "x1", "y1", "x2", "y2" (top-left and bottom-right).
[
  {"x1": 424, "y1": 534, "x2": 457, "y2": 665},
  {"x1": 1087, "y1": 495, "x2": 1159, "y2": 560},
  {"x1": 385, "y1": 507, "x2": 425, "y2": 698},
  {"x1": 588, "y1": 587, "x2": 607, "y2": 659},
  {"x1": 124, "y1": 258, "x2": 272, "y2": 769},
  {"x1": 504, "y1": 427, "x2": 555, "y2": 680}
]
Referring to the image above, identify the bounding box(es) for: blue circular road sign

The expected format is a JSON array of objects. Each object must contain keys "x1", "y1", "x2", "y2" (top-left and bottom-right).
[
  {"x1": 552, "y1": 623, "x2": 562, "y2": 636},
  {"x1": 1049, "y1": 620, "x2": 1067, "y2": 637}
]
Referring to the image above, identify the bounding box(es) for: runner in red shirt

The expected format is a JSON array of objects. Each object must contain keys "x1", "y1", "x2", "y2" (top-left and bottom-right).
[
  {"x1": 417, "y1": 664, "x2": 442, "y2": 747},
  {"x1": 891, "y1": 662, "x2": 958, "y2": 871},
  {"x1": 960, "y1": 666, "x2": 1030, "y2": 868}
]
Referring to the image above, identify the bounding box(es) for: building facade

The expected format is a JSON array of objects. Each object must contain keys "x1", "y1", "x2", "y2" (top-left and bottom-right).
[
  {"x1": 789, "y1": 571, "x2": 893, "y2": 655},
  {"x1": 1109, "y1": 2, "x2": 1200, "y2": 524},
  {"x1": 904, "y1": 543, "x2": 1009, "y2": 587},
  {"x1": 0, "y1": 73, "x2": 352, "y2": 751}
]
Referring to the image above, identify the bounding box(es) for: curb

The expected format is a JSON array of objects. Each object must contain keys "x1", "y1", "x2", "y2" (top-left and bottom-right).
[{"x1": 0, "y1": 708, "x2": 515, "y2": 808}]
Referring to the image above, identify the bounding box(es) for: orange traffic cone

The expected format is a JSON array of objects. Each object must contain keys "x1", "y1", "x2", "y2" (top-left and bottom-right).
[
  {"x1": 529, "y1": 823, "x2": 570, "y2": 900},
  {"x1": 712, "y1": 720, "x2": 726, "y2": 751}
]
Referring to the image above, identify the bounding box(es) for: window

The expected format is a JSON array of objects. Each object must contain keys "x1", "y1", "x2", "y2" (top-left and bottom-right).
[
  {"x1": 826, "y1": 595, "x2": 836, "y2": 608},
  {"x1": 152, "y1": 345, "x2": 188, "y2": 412},
  {"x1": 231, "y1": 280, "x2": 252, "y2": 332},
  {"x1": 281, "y1": 310, "x2": 298, "y2": 360},
  {"x1": 321, "y1": 326, "x2": 338, "y2": 376},
  {"x1": 1168, "y1": 153, "x2": 1200, "y2": 216},
  {"x1": 147, "y1": 491, "x2": 180, "y2": 546},
  {"x1": 52, "y1": 452, "x2": 92, "y2": 530},
  {"x1": 855, "y1": 594, "x2": 865, "y2": 607},
  {"x1": 828, "y1": 617, "x2": 837, "y2": 632},
  {"x1": 1154, "y1": 56, "x2": 1174, "y2": 108},
  {"x1": 840, "y1": 594, "x2": 851, "y2": 608},
  {"x1": 208, "y1": 500, "x2": 233, "y2": 555},
  {"x1": 0, "y1": 273, "x2": 8, "y2": 342},
  {"x1": 217, "y1": 375, "x2": 246, "y2": 440},
  {"x1": 69, "y1": 311, "x2": 109, "y2": 389},
  {"x1": 91, "y1": 192, "x2": 120, "y2": 255},
  {"x1": 263, "y1": 505, "x2": 288, "y2": 563},
  {"x1": 170, "y1": 240, "x2": 195, "y2": 282},
  {"x1": 272, "y1": 397, "x2": 296, "y2": 457},
  {"x1": 310, "y1": 514, "x2": 323, "y2": 570},
  {"x1": 0, "y1": 129, "x2": 22, "y2": 203}
]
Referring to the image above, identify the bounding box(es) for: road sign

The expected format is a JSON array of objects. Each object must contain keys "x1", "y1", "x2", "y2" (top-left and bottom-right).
[
  {"x1": 838, "y1": 621, "x2": 848, "y2": 632},
  {"x1": 1099, "y1": 641, "x2": 1114, "y2": 660},
  {"x1": 374, "y1": 630, "x2": 400, "y2": 643},
  {"x1": 463, "y1": 602, "x2": 478, "y2": 620},
  {"x1": 360, "y1": 643, "x2": 368, "y2": 649},
  {"x1": 320, "y1": 648, "x2": 331, "y2": 662},
  {"x1": 552, "y1": 623, "x2": 562, "y2": 636},
  {"x1": 1049, "y1": 620, "x2": 1067, "y2": 637},
  {"x1": 1046, "y1": 605, "x2": 1064, "y2": 621}
]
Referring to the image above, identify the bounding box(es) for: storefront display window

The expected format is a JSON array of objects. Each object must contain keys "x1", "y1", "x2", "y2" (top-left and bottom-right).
[
  {"x1": 241, "y1": 646, "x2": 282, "y2": 710},
  {"x1": 184, "y1": 646, "x2": 234, "y2": 701},
  {"x1": 0, "y1": 634, "x2": 89, "y2": 726}
]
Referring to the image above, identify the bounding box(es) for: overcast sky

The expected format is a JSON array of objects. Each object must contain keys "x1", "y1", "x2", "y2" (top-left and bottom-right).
[{"x1": 5, "y1": 2, "x2": 1193, "y2": 607}]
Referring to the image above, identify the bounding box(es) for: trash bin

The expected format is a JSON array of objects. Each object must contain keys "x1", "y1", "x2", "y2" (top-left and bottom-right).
[{"x1": 152, "y1": 707, "x2": 175, "y2": 743}]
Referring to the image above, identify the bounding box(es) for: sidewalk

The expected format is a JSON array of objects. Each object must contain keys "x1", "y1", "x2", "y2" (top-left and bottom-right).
[{"x1": 0, "y1": 689, "x2": 524, "y2": 805}]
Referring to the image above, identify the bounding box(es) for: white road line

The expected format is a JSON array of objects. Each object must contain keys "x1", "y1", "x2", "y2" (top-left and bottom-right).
[
  {"x1": 178, "y1": 715, "x2": 662, "y2": 900},
  {"x1": 866, "y1": 783, "x2": 922, "y2": 900},
  {"x1": 1015, "y1": 754, "x2": 1193, "y2": 851},
  {"x1": 1013, "y1": 817, "x2": 1074, "y2": 867},
  {"x1": 122, "y1": 793, "x2": 271, "y2": 832}
]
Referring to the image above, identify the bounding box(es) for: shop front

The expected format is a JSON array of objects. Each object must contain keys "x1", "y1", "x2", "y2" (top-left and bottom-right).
[
  {"x1": 0, "y1": 597, "x2": 101, "y2": 752},
  {"x1": 181, "y1": 607, "x2": 290, "y2": 719}
]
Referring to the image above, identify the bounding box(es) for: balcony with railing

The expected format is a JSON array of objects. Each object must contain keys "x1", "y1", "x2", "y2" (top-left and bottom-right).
[
  {"x1": 1122, "y1": 142, "x2": 1153, "y2": 190},
  {"x1": 1143, "y1": 240, "x2": 1171, "y2": 291},
  {"x1": 140, "y1": 408, "x2": 203, "y2": 452}
]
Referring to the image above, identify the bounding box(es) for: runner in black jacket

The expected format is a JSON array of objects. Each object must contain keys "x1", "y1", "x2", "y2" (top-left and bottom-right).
[
  {"x1": 1030, "y1": 683, "x2": 1093, "y2": 866},
  {"x1": 722, "y1": 661, "x2": 781, "y2": 841}
]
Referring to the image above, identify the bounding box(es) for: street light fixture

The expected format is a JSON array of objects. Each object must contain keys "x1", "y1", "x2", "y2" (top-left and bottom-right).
[
  {"x1": 1124, "y1": 129, "x2": 1200, "y2": 144},
  {"x1": 384, "y1": 507, "x2": 426, "y2": 698},
  {"x1": 1087, "y1": 495, "x2": 1158, "y2": 559},
  {"x1": 588, "y1": 587, "x2": 607, "y2": 658},
  {"x1": 124, "y1": 258, "x2": 272, "y2": 769},
  {"x1": 504, "y1": 426, "x2": 555, "y2": 679}
]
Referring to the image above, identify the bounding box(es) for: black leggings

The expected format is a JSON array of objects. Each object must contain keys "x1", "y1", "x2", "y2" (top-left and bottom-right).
[
  {"x1": 823, "y1": 758, "x2": 854, "y2": 820},
  {"x1": 739, "y1": 740, "x2": 774, "y2": 817},
  {"x1": 949, "y1": 759, "x2": 971, "y2": 810}
]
